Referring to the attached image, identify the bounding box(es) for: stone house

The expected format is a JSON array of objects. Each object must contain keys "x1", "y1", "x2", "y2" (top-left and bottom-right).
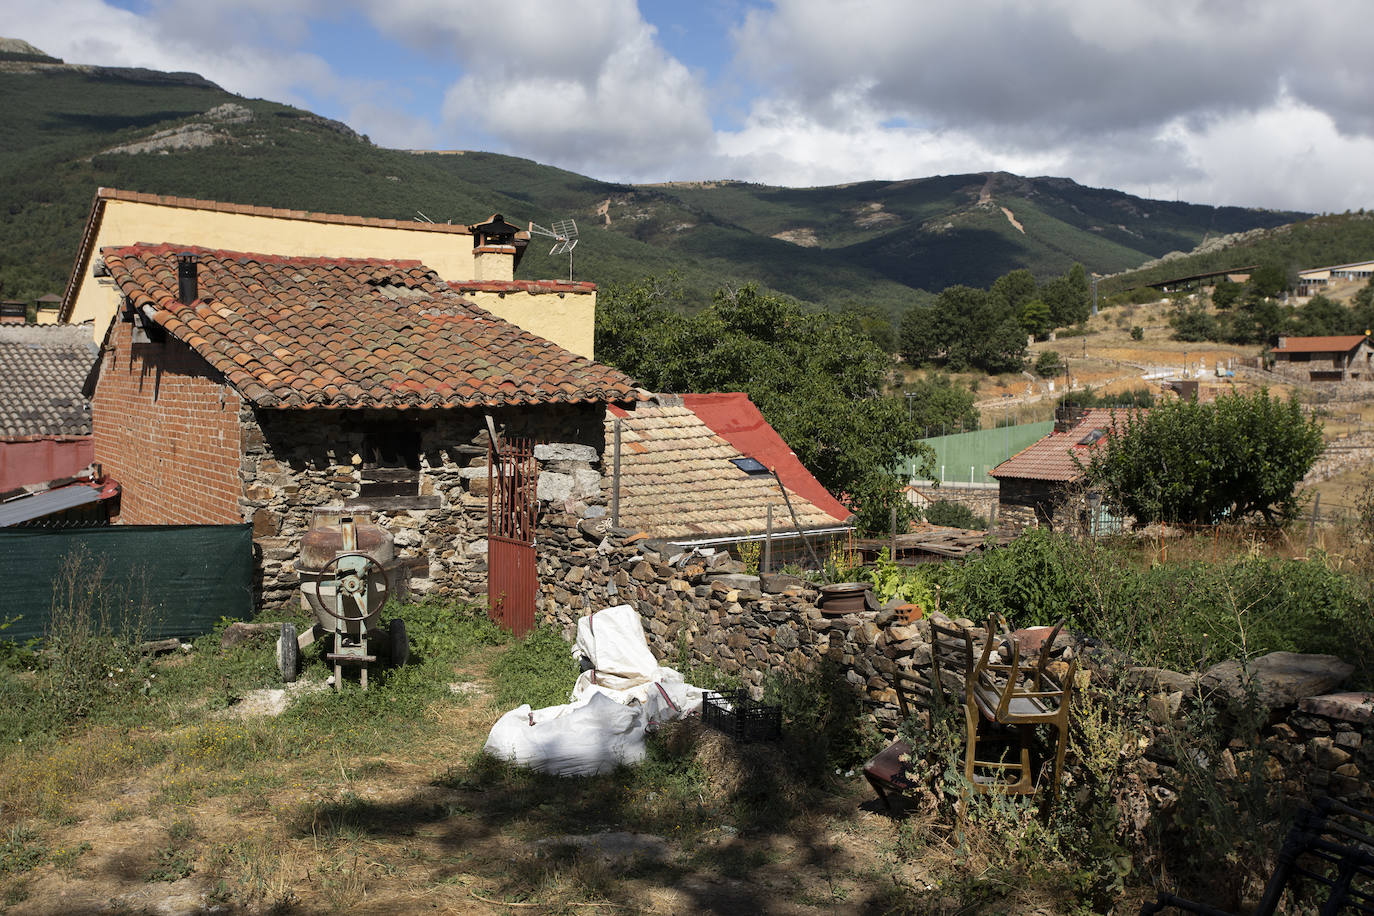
[
  {"x1": 607, "y1": 392, "x2": 852, "y2": 568},
  {"x1": 83, "y1": 243, "x2": 635, "y2": 604},
  {"x1": 1270, "y1": 334, "x2": 1374, "y2": 383},
  {"x1": 990, "y1": 406, "x2": 1142, "y2": 532}
]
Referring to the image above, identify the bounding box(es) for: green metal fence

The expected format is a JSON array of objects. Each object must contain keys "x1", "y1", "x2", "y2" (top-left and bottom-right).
[
  {"x1": 0, "y1": 525, "x2": 254, "y2": 643},
  {"x1": 903, "y1": 421, "x2": 1054, "y2": 485}
]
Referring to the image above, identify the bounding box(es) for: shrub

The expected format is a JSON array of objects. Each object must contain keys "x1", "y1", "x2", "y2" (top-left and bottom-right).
[
  {"x1": 924, "y1": 499, "x2": 988, "y2": 530},
  {"x1": 1035, "y1": 350, "x2": 1064, "y2": 377},
  {"x1": 1130, "y1": 326, "x2": 1144, "y2": 340}
]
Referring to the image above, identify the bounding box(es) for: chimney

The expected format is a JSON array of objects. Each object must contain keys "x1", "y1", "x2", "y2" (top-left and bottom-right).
[
  {"x1": 1276, "y1": 336, "x2": 1287, "y2": 350},
  {"x1": 469, "y1": 214, "x2": 520, "y2": 282},
  {"x1": 177, "y1": 252, "x2": 199, "y2": 305}
]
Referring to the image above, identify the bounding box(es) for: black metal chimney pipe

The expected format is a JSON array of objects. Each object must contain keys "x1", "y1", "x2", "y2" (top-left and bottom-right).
[{"x1": 177, "y1": 252, "x2": 198, "y2": 304}]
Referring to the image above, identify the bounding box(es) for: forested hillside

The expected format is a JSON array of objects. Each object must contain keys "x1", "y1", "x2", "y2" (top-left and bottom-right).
[{"x1": 0, "y1": 48, "x2": 1306, "y2": 310}]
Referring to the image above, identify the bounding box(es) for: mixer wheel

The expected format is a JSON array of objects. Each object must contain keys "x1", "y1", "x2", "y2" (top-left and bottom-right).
[
  {"x1": 389, "y1": 618, "x2": 409, "y2": 668},
  {"x1": 277, "y1": 622, "x2": 299, "y2": 682}
]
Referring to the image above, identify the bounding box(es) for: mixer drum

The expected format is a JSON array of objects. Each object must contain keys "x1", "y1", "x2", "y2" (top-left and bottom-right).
[{"x1": 299, "y1": 512, "x2": 394, "y2": 637}]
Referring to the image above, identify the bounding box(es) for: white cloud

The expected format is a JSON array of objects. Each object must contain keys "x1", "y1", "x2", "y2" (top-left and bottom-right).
[
  {"x1": 719, "y1": 0, "x2": 1374, "y2": 210},
  {"x1": 376, "y1": 0, "x2": 716, "y2": 178}
]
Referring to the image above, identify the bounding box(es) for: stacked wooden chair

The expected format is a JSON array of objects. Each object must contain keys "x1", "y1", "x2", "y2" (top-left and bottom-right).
[
  {"x1": 864, "y1": 613, "x2": 1076, "y2": 810},
  {"x1": 962, "y1": 616, "x2": 1075, "y2": 797}
]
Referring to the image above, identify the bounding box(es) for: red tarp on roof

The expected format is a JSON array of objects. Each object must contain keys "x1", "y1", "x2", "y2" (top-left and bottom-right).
[{"x1": 681, "y1": 392, "x2": 852, "y2": 523}]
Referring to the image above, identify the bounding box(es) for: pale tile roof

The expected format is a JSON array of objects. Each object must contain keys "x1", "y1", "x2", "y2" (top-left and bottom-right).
[{"x1": 609, "y1": 401, "x2": 850, "y2": 540}]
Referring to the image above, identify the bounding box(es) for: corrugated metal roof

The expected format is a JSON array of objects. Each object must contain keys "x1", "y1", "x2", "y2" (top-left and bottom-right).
[{"x1": 0, "y1": 482, "x2": 105, "y2": 526}]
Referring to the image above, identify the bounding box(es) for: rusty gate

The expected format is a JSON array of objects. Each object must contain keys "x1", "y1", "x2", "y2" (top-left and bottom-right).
[{"x1": 487, "y1": 437, "x2": 538, "y2": 636}]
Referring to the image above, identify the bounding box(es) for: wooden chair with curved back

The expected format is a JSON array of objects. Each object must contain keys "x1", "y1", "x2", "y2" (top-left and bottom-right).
[{"x1": 966, "y1": 616, "x2": 1075, "y2": 797}]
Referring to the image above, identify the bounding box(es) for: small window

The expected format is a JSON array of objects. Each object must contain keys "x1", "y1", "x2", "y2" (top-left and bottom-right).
[
  {"x1": 730, "y1": 456, "x2": 770, "y2": 476},
  {"x1": 1077, "y1": 428, "x2": 1106, "y2": 446},
  {"x1": 359, "y1": 425, "x2": 420, "y2": 497}
]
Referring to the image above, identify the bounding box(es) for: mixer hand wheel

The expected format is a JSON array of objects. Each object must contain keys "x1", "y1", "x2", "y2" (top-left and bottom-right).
[{"x1": 315, "y1": 552, "x2": 388, "y2": 623}]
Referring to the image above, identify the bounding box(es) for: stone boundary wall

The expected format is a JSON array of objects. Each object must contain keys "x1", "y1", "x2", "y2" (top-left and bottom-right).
[
  {"x1": 533, "y1": 510, "x2": 1372, "y2": 810},
  {"x1": 534, "y1": 512, "x2": 923, "y2": 729}
]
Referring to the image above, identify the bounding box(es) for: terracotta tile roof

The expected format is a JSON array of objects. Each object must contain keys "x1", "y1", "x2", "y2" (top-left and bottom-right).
[
  {"x1": 1274, "y1": 335, "x2": 1369, "y2": 354},
  {"x1": 101, "y1": 244, "x2": 637, "y2": 409},
  {"x1": 0, "y1": 325, "x2": 98, "y2": 437},
  {"x1": 59, "y1": 187, "x2": 476, "y2": 323},
  {"x1": 607, "y1": 397, "x2": 851, "y2": 541},
  {"x1": 449, "y1": 279, "x2": 597, "y2": 294},
  {"x1": 990, "y1": 408, "x2": 1143, "y2": 482},
  {"x1": 682, "y1": 392, "x2": 853, "y2": 522}
]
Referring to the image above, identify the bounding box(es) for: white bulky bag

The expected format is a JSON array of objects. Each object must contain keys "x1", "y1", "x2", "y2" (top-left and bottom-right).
[
  {"x1": 483, "y1": 692, "x2": 648, "y2": 776},
  {"x1": 482, "y1": 604, "x2": 705, "y2": 776}
]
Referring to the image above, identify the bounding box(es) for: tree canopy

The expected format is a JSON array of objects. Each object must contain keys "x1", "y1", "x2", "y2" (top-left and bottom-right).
[
  {"x1": 899, "y1": 263, "x2": 1091, "y2": 374},
  {"x1": 595, "y1": 277, "x2": 963, "y2": 534},
  {"x1": 1084, "y1": 391, "x2": 1324, "y2": 526}
]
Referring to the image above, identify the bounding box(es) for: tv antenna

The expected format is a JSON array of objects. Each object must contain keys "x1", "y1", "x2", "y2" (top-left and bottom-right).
[{"x1": 528, "y1": 218, "x2": 579, "y2": 281}]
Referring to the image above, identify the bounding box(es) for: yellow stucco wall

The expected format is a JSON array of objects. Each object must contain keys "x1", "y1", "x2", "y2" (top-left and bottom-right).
[
  {"x1": 70, "y1": 199, "x2": 480, "y2": 338},
  {"x1": 467, "y1": 290, "x2": 597, "y2": 360}
]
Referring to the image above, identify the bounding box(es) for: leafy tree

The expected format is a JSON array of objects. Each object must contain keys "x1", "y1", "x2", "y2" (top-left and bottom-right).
[
  {"x1": 990, "y1": 269, "x2": 1037, "y2": 316},
  {"x1": 898, "y1": 303, "x2": 944, "y2": 366},
  {"x1": 1247, "y1": 261, "x2": 1290, "y2": 299},
  {"x1": 1040, "y1": 263, "x2": 1092, "y2": 328},
  {"x1": 1034, "y1": 350, "x2": 1064, "y2": 378},
  {"x1": 597, "y1": 278, "x2": 936, "y2": 535},
  {"x1": 1211, "y1": 278, "x2": 1242, "y2": 310},
  {"x1": 1169, "y1": 303, "x2": 1220, "y2": 342},
  {"x1": 838, "y1": 302, "x2": 897, "y2": 353},
  {"x1": 1019, "y1": 298, "x2": 1053, "y2": 338},
  {"x1": 1290, "y1": 294, "x2": 1351, "y2": 337},
  {"x1": 1084, "y1": 390, "x2": 1324, "y2": 525},
  {"x1": 902, "y1": 372, "x2": 980, "y2": 434}
]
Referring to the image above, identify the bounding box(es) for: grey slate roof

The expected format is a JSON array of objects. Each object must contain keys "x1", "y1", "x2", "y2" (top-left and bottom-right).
[{"x1": 0, "y1": 325, "x2": 99, "y2": 437}]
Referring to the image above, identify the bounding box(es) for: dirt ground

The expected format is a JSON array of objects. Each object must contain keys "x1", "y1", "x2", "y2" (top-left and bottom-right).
[{"x1": 4, "y1": 642, "x2": 1019, "y2": 916}]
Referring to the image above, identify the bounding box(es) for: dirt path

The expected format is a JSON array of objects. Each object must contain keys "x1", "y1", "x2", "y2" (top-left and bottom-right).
[{"x1": 2, "y1": 641, "x2": 937, "y2": 915}]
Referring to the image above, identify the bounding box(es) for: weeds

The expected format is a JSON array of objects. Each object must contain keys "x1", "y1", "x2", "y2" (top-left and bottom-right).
[
  {"x1": 0, "y1": 824, "x2": 46, "y2": 876},
  {"x1": 489, "y1": 625, "x2": 578, "y2": 710}
]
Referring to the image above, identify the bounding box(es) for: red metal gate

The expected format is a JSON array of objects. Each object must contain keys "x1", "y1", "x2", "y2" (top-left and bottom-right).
[{"x1": 487, "y1": 436, "x2": 537, "y2": 636}]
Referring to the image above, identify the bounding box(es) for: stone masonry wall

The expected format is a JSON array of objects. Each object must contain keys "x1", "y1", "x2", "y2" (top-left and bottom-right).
[
  {"x1": 534, "y1": 509, "x2": 1371, "y2": 810},
  {"x1": 240, "y1": 403, "x2": 605, "y2": 606}
]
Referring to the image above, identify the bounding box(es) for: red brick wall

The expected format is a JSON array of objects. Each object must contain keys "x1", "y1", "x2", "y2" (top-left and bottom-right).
[{"x1": 91, "y1": 321, "x2": 244, "y2": 524}]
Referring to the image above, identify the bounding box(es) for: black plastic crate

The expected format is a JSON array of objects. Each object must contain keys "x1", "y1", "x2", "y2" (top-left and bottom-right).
[{"x1": 701, "y1": 689, "x2": 781, "y2": 742}]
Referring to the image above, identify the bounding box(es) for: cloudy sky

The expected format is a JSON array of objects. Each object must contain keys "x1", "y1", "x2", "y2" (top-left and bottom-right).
[{"x1": 7, "y1": 0, "x2": 1374, "y2": 213}]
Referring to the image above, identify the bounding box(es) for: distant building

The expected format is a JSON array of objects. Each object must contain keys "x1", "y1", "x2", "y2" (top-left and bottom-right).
[
  {"x1": 1270, "y1": 334, "x2": 1374, "y2": 383},
  {"x1": 990, "y1": 407, "x2": 1143, "y2": 533},
  {"x1": 1295, "y1": 259, "x2": 1374, "y2": 298}
]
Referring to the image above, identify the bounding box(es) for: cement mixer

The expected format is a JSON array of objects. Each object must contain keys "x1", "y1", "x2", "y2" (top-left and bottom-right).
[{"x1": 277, "y1": 511, "x2": 408, "y2": 689}]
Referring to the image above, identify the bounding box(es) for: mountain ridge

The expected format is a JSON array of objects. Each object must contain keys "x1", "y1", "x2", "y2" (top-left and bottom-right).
[{"x1": 0, "y1": 40, "x2": 1312, "y2": 310}]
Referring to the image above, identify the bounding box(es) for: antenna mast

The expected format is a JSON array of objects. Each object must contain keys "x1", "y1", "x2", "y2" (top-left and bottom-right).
[{"x1": 527, "y1": 218, "x2": 579, "y2": 281}]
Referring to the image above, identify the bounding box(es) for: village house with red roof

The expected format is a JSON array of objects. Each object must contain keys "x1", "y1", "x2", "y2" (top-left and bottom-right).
[
  {"x1": 79, "y1": 231, "x2": 636, "y2": 604},
  {"x1": 990, "y1": 406, "x2": 1143, "y2": 533},
  {"x1": 607, "y1": 392, "x2": 852, "y2": 566},
  {"x1": 1269, "y1": 334, "x2": 1373, "y2": 384}
]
